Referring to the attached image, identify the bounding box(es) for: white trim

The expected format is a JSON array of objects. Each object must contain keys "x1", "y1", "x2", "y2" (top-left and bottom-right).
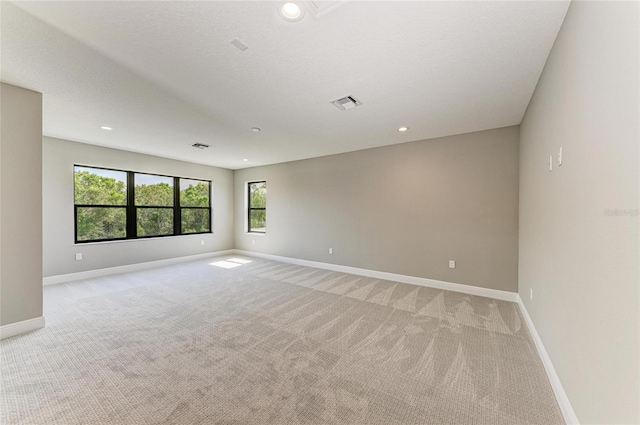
[
  {"x1": 73, "y1": 232, "x2": 215, "y2": 246},
  {"x1": 233, "y1": 249, "x2": 576, "y2": 421},
  {"x1": 43, "y1": 250, "x2": 234, "y2": 286},
  {"x1": 0, "y1": 316, "x2": 45, "y2": 340},
  {"x1": 517, "y1": 295, "x2": 579, "y2": 425},
  {"x1": 38, "y1": 247, "x2": 574, "y2": 423},
  {"x1": 232, "y1": 250, "x2": 519, "y2": 302}
]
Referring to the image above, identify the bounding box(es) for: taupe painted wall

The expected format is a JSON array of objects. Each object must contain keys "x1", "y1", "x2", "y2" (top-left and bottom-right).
[
  {"x1": 43, "y1": 137, "x2": 234, "y2": 277},
  {"x1": 519, "y1": 2, "x2": 639, "y2": 423},
  {"x1": 235, "y1": 126, "x2": 519, "y2": 292},
  {"x1": 0, "y1": 83, "x2": 43, "y2": 326}
]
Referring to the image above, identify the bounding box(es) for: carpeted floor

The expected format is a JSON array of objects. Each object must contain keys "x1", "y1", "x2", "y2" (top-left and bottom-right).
[{"x1": 0, "y1": 255, "x2": 563, "y2": 424}]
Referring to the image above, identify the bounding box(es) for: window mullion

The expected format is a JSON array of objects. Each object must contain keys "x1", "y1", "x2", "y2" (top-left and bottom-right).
[
  {"x1": 174, "y1": 177, "x2": 181, "y2": 235},
  {"x1": 126, "y1": 171, "x2": 136, "y2": 238}
]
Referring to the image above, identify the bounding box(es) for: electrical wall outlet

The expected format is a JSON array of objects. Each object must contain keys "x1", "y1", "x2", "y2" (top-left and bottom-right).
[
  {"x1": 75, "y1": 253, "x2": 83, "y2": 261},
  {"x1": 252, "y1": 239, "x2": 255, "y2": 245},
  {"x1": 200, "y1": 240, "x2": 204, "y2": 246},
  {"x1": 448, "y1": 260, "x2": 455, "y2": 269},
  {"x1": 530, "y1": 288, "x2": 533, "y2": 300},
  {"x1": 329, "y1": 248, "x2": 333, "y2": 254},
  {"x1": 549, "y1": 155, "x2": 553, "y2": 172}
]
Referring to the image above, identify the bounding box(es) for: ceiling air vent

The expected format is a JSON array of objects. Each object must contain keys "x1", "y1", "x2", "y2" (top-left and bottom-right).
[
  {"x1": 231, "y1": 38, "x2": 248, "y2": 52},
  {"x1": 330, "y1": 95, "x2": 362, "y2": 111},
  {"x1": 308, "y1": 1, "x2": 345, "y2": 18},
  {"x1": 192, "y1": 143, "x2": 210, "y2": 149}
]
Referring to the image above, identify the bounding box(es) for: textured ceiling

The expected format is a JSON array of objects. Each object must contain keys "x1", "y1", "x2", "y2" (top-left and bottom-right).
[{"x1": 1, "y1": 1, "x2": 569, "y2": 169}]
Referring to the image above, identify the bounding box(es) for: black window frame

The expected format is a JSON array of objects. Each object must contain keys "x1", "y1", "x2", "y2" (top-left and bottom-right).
[
  {"x1": 178, "y1": 177, "x2": 213, "y2": 235},
  {"x1": 74, "y1": 164, "x2": 212, "y2": 243},
  {"x1": 247, "y1": 181, "x2": 266, "y2": 234}
]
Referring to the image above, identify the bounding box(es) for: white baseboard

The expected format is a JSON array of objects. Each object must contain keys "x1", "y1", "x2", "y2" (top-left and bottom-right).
[
  {"x1": 517, "y1": 296, "x2": 579, "y2": 425},
  {"x1": 43, "y1": 250, "x2": 235, "y2": 285},
  {"x1": 235, "y1": 250, "x2": 575, "y2": 422},
  {"x1": 0, "y1": 316, "x2": 45, "y2": 340},
  {"x1": 38, "y1": 248, "x2": 574, "y2": 422},
  {"x1": 232, "y1": 250, "x2": 519, "y2": 302}
]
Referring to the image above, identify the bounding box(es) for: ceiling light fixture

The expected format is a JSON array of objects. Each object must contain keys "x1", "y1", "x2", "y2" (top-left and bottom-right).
[
  {"x1": 251, "y1": 127, "x2": 261, "y2": 132},
  {"x1": 398, "y1": 126, "x2": 409, "y2": 132},
  {"x1": 242, "y1": 158, "x2": 249, "y2": 162},
  {"x1": 279, "y1": 2, "x2": 305, "y2": 22},
  {"x1": 101, "y1": 126, "x2": 112, "y2": 130}
]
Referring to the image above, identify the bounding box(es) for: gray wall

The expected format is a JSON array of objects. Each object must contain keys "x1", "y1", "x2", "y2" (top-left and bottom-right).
[
  {"x1": 519, "y1": 2, "x2": 639, "y2": 423},
  {"x1": 235, "y1": 126, "x2": 519, "y2": 292},
  {"x1": 43, "y1": 137, "x2": 234, "y2": 277},
  {"x1": 0, "y1": 83, "x2": 43, "y2": 326}
]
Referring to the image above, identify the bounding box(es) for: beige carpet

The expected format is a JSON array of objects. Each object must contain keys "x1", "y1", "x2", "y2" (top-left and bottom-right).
[{"x1": 0, "y1": 256, "x2": 563, "y2": 424}]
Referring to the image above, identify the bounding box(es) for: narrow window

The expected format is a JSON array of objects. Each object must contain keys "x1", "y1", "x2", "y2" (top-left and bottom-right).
[
  {"x1": 248, "y1": 181, "x2": 266, "y2": 233},
  {"x1": 134, "y1": 173, "x2": 174, "y2": 237},
  {"x1": 74, "y1": 166, "x2": 127, "y2": 242},
  {"x1": 180, "y1": 178, "x2": 211, "y2": 234}
]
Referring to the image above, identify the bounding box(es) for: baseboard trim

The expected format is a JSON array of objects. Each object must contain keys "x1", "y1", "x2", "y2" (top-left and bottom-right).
[
  {"x1": 43, "y1": 250, "x2": 235, "y2": 285},
  {"x1": 232, "y1": 250, "x2": 519, "y2": 302},
  {"x1": 0, "y1": 316, "x2": 46, "y2": 340},
  {"x1": 517, "y1": 295, "x2": 579, "y2": 425},
  {"x1": 38, "y1": 248, "x2": 574, "y2": 422}
]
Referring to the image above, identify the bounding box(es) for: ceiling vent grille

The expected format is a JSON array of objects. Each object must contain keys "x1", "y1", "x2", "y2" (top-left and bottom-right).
[
  {"x1": 308, "y1": 0, "x2": 345, "y2": 18},
  {"x1": 330, "y1": 95, "x2": 362, "y2": 111},
  {"x1": 192, "y1": 143, "x2": 210, "y2": 149}
]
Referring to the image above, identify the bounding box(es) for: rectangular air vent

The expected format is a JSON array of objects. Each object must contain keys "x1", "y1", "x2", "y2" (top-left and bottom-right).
[
  {"x1": 330, "y1": 95, "x2": 362, "y2": 111},
  {"x1": 231, "y1": 38, "x2": 248, "y2": 52},
  {"x1": 308, "y1": 1, "x2": 345, "y2": 18},
  {"x1": 192, "y1": 143, "x2": 210, "y2": 149}
]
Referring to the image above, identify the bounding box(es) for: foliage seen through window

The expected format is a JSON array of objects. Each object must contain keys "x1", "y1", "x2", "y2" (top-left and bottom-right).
[
  {"x1": 248, "y1": 181, "x2": 266, "y2": 233},
  {"x1": 74, "y1": 166, "x2": 211, "y2": 242}
]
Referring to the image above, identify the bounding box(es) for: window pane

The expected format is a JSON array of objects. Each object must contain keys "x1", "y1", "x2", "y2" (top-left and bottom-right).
[
  {"x1": 76, "y1": 207, "x2": 126, "y2": 241},
  {"x1": 135, "y1": 174, "x2": 173, "y2": 206},
  {"x1": 180, "y1": 179, "x2": 210, "y2": 207},
  {"x1": 181, "y1": 209, "x2": 210, "y2": 233},
  {"x1": 249, "y1": 209, "x2": 266, "y2": 232},
  {"x1": 137, "y1": 208, "x2": 173, "y2": 236},
  {"x1": 249, "y1": 182, "x2": 266, "y2": 208},
  {"x1": 74, "y1": 166, "x2": 127, "y2": 205}
]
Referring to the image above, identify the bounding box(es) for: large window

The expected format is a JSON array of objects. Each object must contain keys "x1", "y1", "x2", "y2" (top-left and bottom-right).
[
  {"x1": 247, "y1": 181, "x2": 266, "y2": 233},
  {"x1": 74, "y1": 165, "x2": 211, "y2": 243}
]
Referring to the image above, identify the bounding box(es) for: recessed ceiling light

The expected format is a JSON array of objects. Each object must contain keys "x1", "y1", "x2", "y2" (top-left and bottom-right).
[
  {"x1": 242, "y1": 158, "x2": 249, "y2": 162},
  {"x1": 101, "y1": 126, "x2": 112, "y2": 131},
  {"x1": 398, "y1": 126, "x2": 409, "y2": 132},
  {"x1": 279, "y1": 2, "x2": 304, "y2": 22},
  {"x1": 251, "y1": 127, "x2": 261, "y2": 132}
]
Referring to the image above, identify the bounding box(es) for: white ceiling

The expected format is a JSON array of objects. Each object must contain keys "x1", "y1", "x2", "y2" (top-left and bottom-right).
[{"x1": 1, "y1": 1, "x2": 569, "y2": 170}]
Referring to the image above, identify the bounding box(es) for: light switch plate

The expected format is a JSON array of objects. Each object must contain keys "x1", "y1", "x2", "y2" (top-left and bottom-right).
[{"x1": 558, "y1": 147, "x2": 563, "y2": 166}]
